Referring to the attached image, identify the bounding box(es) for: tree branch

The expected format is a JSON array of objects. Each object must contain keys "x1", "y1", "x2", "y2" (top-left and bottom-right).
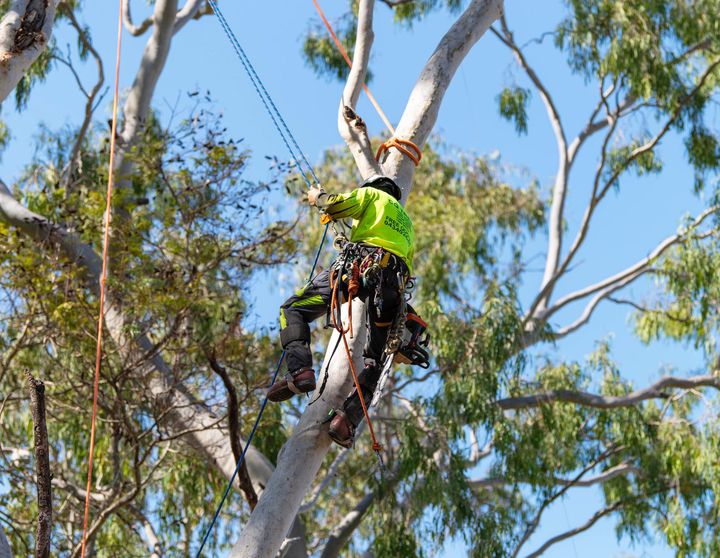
[
  {"x1": 471, "y1": 462, "x2": 638, "y2": 490},
  {"x1": 497, "y1": 374, "x2": 720, "y2": 411},
  {"x1": 0, "y1": 0, "x2": 58, "y2": 104},
  {"x1": 491, "y1": 15, "x2": 568, "y2": 297},
  {"x1": 0, "y1": 177, "x2": 274, "y2": 514},
  {"x1": 122, "y1": 0, "x2": 153, "y2": 37},
  {"x1": 115, "y1": 0, "x2": 180, "y2": 200},
  {"x1": 524, "y1": 501, "x2": 624, "y2": 558},
  {"x1": 383, "y1": 0, "x2": 503, "y2": 194},
  {"x1": 527, "y1": 57, "x2": 720, "y2": 326},
  {"x1": 543, "y1": 207, "x2": 718, "y2": 337},
  {"x1": 299, "y1": 446, "x2": 353, "y2": 514},
  {"x1": 511, "y1": 447, "x2": 619, "y2": 557},
  {"x1": 206, "y1": 350, "x2": 258, "y2": 509},
  {"x1": 337, "y1": 0, "x2": 383, "y2": 179},
  {"x1": 0, "y1": 524, "x2": 11, "y2": 558},
  {"x1": 551, "y1": 269, "x2": 646, "y2": 339},
  {"x1": 172, "y1": 0, "x2": 206, "y2": 35},
  {"x1": 59, "y1": 4, "x2": 106, "y2": 192},
  {"x1": 129, "y1": 506, "x2": 163, "y2": 558},
  {"x1": 318, "y1": 467, "x2": 401, "y2": 558},
  {"x1": 319, "y1": 491, "x2": 377, "y2": 558},
  {"x1": 27, "y1": 372, "x2": 51, "y2": 558},
  {"x1": 123, "y1": 0, "x2": 203, "y2": 37}
]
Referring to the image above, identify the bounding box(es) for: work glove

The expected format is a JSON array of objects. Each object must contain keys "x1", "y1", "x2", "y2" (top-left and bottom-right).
[{"x1": 305, "y1": 184, "x2": 325, "y2": 206}]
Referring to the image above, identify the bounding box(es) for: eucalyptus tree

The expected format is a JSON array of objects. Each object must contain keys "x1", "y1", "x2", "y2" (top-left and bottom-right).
[
  {"x1": 0, "y1": 1, "x2": 305, "y2": 556},
  {"x1": 231, "y1": 0, "x2": 720, "y2": 556},
  {"x1": 1, "y1": 0, "x2": 720, "y2": 557}
]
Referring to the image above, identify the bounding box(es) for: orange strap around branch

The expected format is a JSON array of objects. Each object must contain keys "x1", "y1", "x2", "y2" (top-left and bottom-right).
[
  {"x1": 311, "y1": 0, "x2": 422, "y2": 167},
  {"x1": 376, "y1": 137, "x2": 422, "y2": 166},
  {"x1": 80, "y1": 1, "x2": 123, "y2": 556}
]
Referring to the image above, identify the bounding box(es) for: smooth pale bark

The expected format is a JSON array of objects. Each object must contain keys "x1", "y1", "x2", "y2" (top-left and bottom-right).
[
  {"x1": 491, "y1": 17, "x2": 569, "y2": 309},
  {"x1": 229, "y1": 307, "x2": 367, "y2": 558},
  {"x1": 0, "y1": 0, "x2": 307, "y2": 553},
  {"x1": 229, "y1": 1, "x2": 503, "y2": 557},
  {"x1": 114, "y1": 0, "x2": 179, "y2": 196},
  {"x1": 0, "y1": 0, "x2": 57, "y2": 104},
  {"x1": 337, "y1": 0, "x2": 383, "y2": 179},
  {"x1": 0, "y1": 525, "x2": 11, "y2": 558},
  {"x1": 382, "y1": 0, "x2": 504, "y2": 196}
]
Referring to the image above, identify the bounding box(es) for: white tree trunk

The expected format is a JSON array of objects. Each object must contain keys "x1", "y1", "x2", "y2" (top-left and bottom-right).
[
  {"x1": 0, "y1": 0, "x2": 57, "y2": 104},
  {"x1": 0, "y1": 524, "x2": 11, "y2": 558},
  {"x1": 229, "y1": 306, "x2": 367, "y2": 558},
  {"x1": 229, "y1": 1, "x2": 503, "y2": 556}
]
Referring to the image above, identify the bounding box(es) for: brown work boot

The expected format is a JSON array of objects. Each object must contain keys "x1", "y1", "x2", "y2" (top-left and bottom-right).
[
  {"x1": 328, "y1": 410, "x2": 355, "y2": 449},
  {"x1": 267, "y1": 368, "x2": 315, "y2": 402}
]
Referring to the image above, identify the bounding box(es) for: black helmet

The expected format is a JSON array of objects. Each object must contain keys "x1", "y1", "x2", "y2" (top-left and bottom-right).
[{"x1": 360, "y1": 175, "x2": 402, "y2": 201}]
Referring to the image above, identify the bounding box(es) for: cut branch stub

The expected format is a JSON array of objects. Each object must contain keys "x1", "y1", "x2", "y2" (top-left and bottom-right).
[{"x1": 26, "y1": 371, "x2": 52, "y2": 558}]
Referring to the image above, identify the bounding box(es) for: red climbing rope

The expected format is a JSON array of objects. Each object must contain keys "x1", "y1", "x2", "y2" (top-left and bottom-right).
[
  {"x1": 310, "y1": 0, "x2": 422, "y2": 167},
  {"x1": 80, "y1": 1, "x2": 123, "y2": 555}
]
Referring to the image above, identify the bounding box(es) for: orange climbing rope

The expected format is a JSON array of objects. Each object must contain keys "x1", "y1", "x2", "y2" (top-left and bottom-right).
[
  {"x1": 80, "y1": 2, "x2": 123, "y2": 556},
  {"x1": 310, "y1": 0, "x2": 422, "y2": 167}
]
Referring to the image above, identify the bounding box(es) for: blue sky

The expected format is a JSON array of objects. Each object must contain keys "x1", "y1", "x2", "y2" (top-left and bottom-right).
[{"x1": 3, "y1": 0, "x2": 712, "y2": 556}]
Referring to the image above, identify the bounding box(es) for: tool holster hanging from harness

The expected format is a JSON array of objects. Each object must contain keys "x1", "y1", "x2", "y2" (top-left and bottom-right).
[{"x1": 395, "y1": 307, "x2": 430, "y2": 368}]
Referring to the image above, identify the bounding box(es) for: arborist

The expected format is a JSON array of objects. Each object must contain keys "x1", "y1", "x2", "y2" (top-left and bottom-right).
[{"x1": 268, "y1": 175, "x2": 422, "y2": 449}]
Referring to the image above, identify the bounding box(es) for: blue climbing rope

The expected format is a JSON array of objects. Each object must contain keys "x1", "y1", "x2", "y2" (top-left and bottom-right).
[
  {"x1": 195, "y1": 3, "x2": 331, "y2": 556},
  {"x1": 207, "y1": 0, "x2": 320, "y2": 187}
]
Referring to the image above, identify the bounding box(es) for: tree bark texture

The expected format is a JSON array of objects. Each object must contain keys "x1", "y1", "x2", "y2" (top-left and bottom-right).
[
  {"x1": 27, "y1": 372, "x2": 52, "y2": 558},
  {"x1": 0, "y1": 0, "x2": 57, "y2": 104}
]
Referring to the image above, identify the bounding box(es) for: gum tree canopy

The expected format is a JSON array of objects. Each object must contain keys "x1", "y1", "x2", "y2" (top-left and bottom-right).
[{"x1": 1, "y1": 1, "x2": 720, "y2": 557}]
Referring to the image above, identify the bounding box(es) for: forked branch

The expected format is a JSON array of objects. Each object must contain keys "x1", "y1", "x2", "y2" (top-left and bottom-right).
[{"x1": 337, "y1": 0, "x2": 383, "y2": 179}]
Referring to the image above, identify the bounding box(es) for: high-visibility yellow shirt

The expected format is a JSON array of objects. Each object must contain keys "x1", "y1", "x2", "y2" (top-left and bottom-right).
[{"x1": 318, "y1": 186, "x2": 415, "y2": 273}]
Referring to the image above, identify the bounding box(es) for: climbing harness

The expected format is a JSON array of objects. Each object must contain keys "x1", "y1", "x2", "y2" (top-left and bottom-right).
[
  {"x1": 80, "y1": 2, "x2": 123, "y2": 556},
  {"x1": 326, "y1": 244, "x2": 390, "y2": 469},
  {"x1": 310, "y1": 0, "x2": 423, "y2": 166},
  {"x1": 195, "y1": 2, "x2": 330, "y2": 555},
  {"x1": 322, "y1": 240, "x2": 430, "y2": 468}
]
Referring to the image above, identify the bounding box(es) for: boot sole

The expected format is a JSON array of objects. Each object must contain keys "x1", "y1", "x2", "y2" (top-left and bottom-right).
[
  {"x1": 267, "y1": 378, "x2": 316, "y2": 402},
  {"x1": 328, "y1": 425, "x2": 354, "y2": 449}
]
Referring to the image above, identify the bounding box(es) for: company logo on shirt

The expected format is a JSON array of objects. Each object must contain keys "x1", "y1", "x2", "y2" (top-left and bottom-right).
[{"x1": 384, "y1": 200, "x2": 413, "y2": 245}]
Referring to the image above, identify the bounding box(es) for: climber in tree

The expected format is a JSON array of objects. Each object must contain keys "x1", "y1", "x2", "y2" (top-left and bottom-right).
[{"x1": 268, "y1": 175, "x2": 414, "y2": 448}]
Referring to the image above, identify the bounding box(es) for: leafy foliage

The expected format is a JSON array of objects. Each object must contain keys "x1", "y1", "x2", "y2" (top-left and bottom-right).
[
  {"x1": 5, "y1": 1, "x2": 720, "y2": 557},
  {"x1": 0, "y1": 100, "x2": 296, "y2": 556},
  {"x1": 497, "y1": 86, "x2": 531, "y2": 135},
  {"x1": 303, "y1": 12, "x2": 361, "y2": 82},
  {"x1": 556, "y1": 0, "x2": 720, "y2": 189},
  {"x1": 14, "y1": 46, "x2": 55, "y2": 110}
]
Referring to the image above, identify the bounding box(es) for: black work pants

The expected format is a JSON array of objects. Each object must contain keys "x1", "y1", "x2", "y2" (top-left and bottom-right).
[{"x1": 279, "y1": 258, "x2": 403, "y2": 424}]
